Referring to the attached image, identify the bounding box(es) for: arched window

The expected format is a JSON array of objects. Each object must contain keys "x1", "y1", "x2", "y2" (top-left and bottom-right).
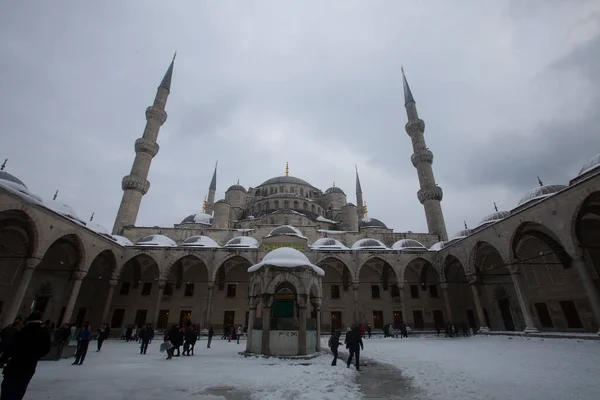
[
  {"x1": 290, "y1": 187, "x2": 295, "y2": 194},
  {"x1": 284, "y1": 200, "x2": 289, "y2": 209},
  {"x1": 294, "y1": 201, "x2": 299, "y2": 209},
  {"x1": 270, "y1": 187, "x2": 274, "y2": 195},
  {"x1": 279, "y1": 186, "x2": 284, "y2": 193},
  {"x1": 300, "y1": 188, "x2": 304, "y2": 197},
  {"x1": 265, "y1": 201, "x2": 270, "y2": 210},
  {"x1": 284, "y1": 217, "x2": 288, "y2": 224},
  {"x1": 274, "y1": 200, "x2": 279, "y2": 208},
  {"x1": 303, "y1": 202, "x2": 308, "y2": 210},
  {"x1": 257, "y1": 204, "x2": 262, "y2": 212},
  {"x1": 311, "y1": 204, "x2": 316, "y2": 213}
]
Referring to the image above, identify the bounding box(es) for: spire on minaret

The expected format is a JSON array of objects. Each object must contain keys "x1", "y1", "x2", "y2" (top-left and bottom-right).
[
  {"x1": 537, "y1": 176, "x2": 543, "y2": 186},
  {"x1": 285, "y1": 162, "x2": 289, "y2": 176},
  {"x1": 112, "y1": 55, "x2": 174, "y2": 235},
  {"x1": 90, "y1": 213, "x2": 95, "y2": 222},
  {"x1": 464, "y1": 221, "x2": 468, "y2": 230},
  {"x1": 53, "y1": 190, "x2": 59, "y2": 200},
  {"x1": 0, "y1": 159, "x2": 6, "y2": 171},
  {"x1": 364, "y1": 200, "x2": 369, "y2": 218},
  {"x1": 202, "y1": 195, "x2": 207, "y2": 213},
  {"x1": 237, "y1": 178, "x2": 240, "y2": 185},
  {"x1": 332, "y1": 181, "x2": 335, "y2": 187},
  {"x1": 494, "y1": 202, "x2": 498, "y2": 212},
  {"x1": 209, "y1": 161, "x2": 218, "y2": 191},
  {"x1": 402, "y1": 67, "x2": 448, "y2": 240},
  {"x1": 205, "y1": 161, "x2": 218, "y2": 215},
  {"x1": 355, "y1": 165, "x2": 365, "y2": 219}
]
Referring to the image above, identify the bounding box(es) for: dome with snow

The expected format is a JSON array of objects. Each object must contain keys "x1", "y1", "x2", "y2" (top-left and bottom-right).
[
  {"x1": 215, "y1": 199, "x2": 229, "y2": 204},
  {"x1": 429, "y1": 241, "x2": 445, "y2": 251},
  {"x1": 44, "y1": 201, "x2": 86, "y2": 225},
  {"x1": 517, "y1": 184, "x2": 567, "y2": 207},
  {"x1": 351, "y1": 238, "x2": 388, "y2": 250},
  {"x1": 226, "y1": 184, "x2": 247, "y2": 192},
  {"x1": 224, "y1": 236, "x2": 260, "y2": 248},
  {"x1": 311, "y1": 238, "x2": 349, "y2": 250},
  {"x1": 450, "y1": 229, "x2": 471, "y2": 241},
  {"x1": 111, "y1": 235, "x2": 133, "y2": 246},
  {"x1": 577, "y1": 153, "x2": 600, "y2": 177},
  {"x1": 135, "y1": 234, "x2": 177, "y2": 247},
  {"x1": 266, "y1": 225, "x2": 306, "y2": 239},
  {"x1": 86, "y1": 222, "x2": 110, "y2": 235},
  {"x1": 248, "y1": 247, "x2": 324, "y2": 276},
  {"x1": 392, "y1": 239, "x2": 426, "y2": 251},
  {"x1": 324, "y1": 186, "x2": 345, "y2": 195},
  {"x1": 359, "y1": 217, "x2": 388, "y2": 229},
  {"x1": 180, "y1": 235, "x2": 220, "y2": 248},
  {"x1": 0, "y1": 171, "x2": 43, "y2": 204},
  {"x1": 477, "y1": 210, "x2": 511, "y2": 227},
  {"x1": 180, "y1": 213, "x2": 213, "y2": 225}
]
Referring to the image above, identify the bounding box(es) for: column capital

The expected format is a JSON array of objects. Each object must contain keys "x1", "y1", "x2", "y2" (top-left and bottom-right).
[
  {"x1": 72, "y1": 271, "x2": 86, "y2": 280},
  {"x1": 468, "y1": 275, "x2": 478, "y2": 285},
  {"x1": 109, "y1": 279, "x2": 119, "y2": 287},
  {"x1": 24, "y1": 258, "x2": 39, "y2": 270},
  {"x1": 157, "y1": 280, "x2": 167, "y2": 289},
  {"x1": 440, "y1": 282, "x2": 448, "y2": 290}
]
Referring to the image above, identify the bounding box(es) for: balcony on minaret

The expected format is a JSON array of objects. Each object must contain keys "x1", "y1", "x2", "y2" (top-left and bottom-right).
[
  {"x1": 405, "y1": 119, "x2": 425, "y2": 135},
  {"x1": 145, "y1": 106, "x2": 168, "y2": 125},
  {"x1": 134, "y1": 138, "x2": 160, "y2": 158},
  {"x1": 411, "y1": 149, "x2": 434, "y2": 167},
  {"x1": 121, "y1": 175, "x2": 150, "y2": 195},
  {"x1": 417, "y1": 186, "x2": 443, "y2": 204}
]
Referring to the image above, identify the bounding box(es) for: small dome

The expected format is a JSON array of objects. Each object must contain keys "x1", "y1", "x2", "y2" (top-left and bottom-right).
[
  {"x1": 180, "y1": 213, "x2": 212, "y2": 225},
  {"x1": 578, "y1": 153, "x2": 600, "y2": 176},
  {"x1": 351, "y1": 238, "x2": 387, "y2": 250},
  {"x1": 227, "y1": 184, "x2": 247, "y2": 192},
  {"x1": 248, "y1": 247, "x2": 324, "y2": 276},
  {"x1": 517, "y1": 184, "x2": 567, "y2": 206},
  {"x1": 342, "y1": 202, "x2": 356, "y2": 207},
  {"x1": 225, "y1": 236, "x2": 260, "y2": 248},
  {"x1": 111, "y1": 235, "x2": 133, "y2": 246},
  {"x1": 324, "y1": 186, "x2": 345, "y2": 195},
  {"x1": 429, "y1": 241, "x2": 445, "y2": 251},
  {"x1": 266, "y1": 225, "x2": 306, "y2": 239},
  {"x1": 181, "y1": 235, "x2": 220, "y2": 248},
  {"x1": 477, "y1": 210, "x2": 511, "y2": 227},
  {"x1": 86, "y1": 222, "x2": 110, "y2": 235},
  {"x1": 135, "y1": 234, "x2": 177, "y2": 247},
  {"x1": 392, "y1": 239, "x2": 426, "y2": 250},
  {"x1": 44, "y1": 201, "x2": 86, "y2": 225},
  {"x1": 0, "y1": 171, "x2": 27, "y2": 189},
  {"x1": 451, "y1": 229, "x2": 471, "y2": 240},
  {"x1": 311, "y1": 238, "x2": 349, "y2": 250},
  {"x1": 0, "y1": 172, "x2": 43, "y2": 204},
  {"x1": 215, "y1": 199, "x2": 229, "y2": 204},
  {"x1": 359, "y1": 217, "x2": 388, "y2": 229}
]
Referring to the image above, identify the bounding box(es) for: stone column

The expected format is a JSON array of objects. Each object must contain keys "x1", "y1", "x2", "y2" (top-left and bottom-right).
[
  {"x1": 101, "y1": 279, "x2": 118, "y2": 325},
  {"x1": 572, "y1": 256, "x2": 600, "y2": 335},
  {"x1": 2, "y1": 259, "x2": 38, "y2": 327},
  {"x1": 441, "y1": 282, "x2": 453, "y2": 324},
  {"x1": 298, "y1": 305, "x2": 307, "y2": 355},
  {"x1": 511, "y1": 270, "x2": 540, "y2": 333},
  {"x1": 261, "y1": 297, "x2": 272, "y2": 355},
  {"x1": 153, "y1": 281, "x2": 166, "y2": 328},
  {"x1": 469, "y1": 280, "x2": 490, "y2": 333},
  {"x1": 246, "y1": 297, "x2": 258, "y2": 352},
  {"x1": 399, "y1": 286, "x2": 408, "y2": 327},
  {"x1": 315, "y1": 300, "x2": 322, "y2": 352},
  {"x1": 61, "y1": 271, "x2": 86, "y2": 325},
  {"x1": 205, "y1": 286, "x2": 214, "y2": 328},
  {"x1": 352, "y1": 282, "x2": 360, "y2": 325}
]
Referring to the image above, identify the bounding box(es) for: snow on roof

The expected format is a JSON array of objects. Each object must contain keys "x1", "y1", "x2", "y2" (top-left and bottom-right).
[
  {"x1": 225, "y1": 236, "x2": 260, "y2": 248},
  {"x1": 310, "y1": 238, "x2": 349, "y2": 250},
  {"x1": 180, "y1": 235, "x2": 220, "y2": 248},
  {"x1": 392, "y1": 239, "x2": 426, "y2": 251},
  {"x1": 136, "y1": 234, "x2": 177, "y2": 247},
  {"x1": 111, "y1": 235, "x2": 134, "y2": 246},
  {"x1": 429, "y1": 241, "x2": 445, "y2": 251},
  {"x1": 85, "y1": 222, "x2": 110, "y2": 235},
  {"x1": 43, "y1": 200, "x2": 87, "y2": 225},
  {"x1": 266, "y1": 225, "x2": 307, "y2": 239},
  {"x1": 317, "y1": 230, "x2": 347, "y2": 234},
  {"x1": 248, "y1": 247, "x2": 324, "y2": 276},
  {"x1": 0, "y1": 179, "x2": 43, "y2": 205},
  {"x1": 316, "y1": 215, "x2": 338, "y2": 224},
  {"x1": 351, "y1": 238, "x2": 388, "y2": 250}
]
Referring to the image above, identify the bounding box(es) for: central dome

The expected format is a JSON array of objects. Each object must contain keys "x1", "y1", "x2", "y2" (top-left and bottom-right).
[{"x1": 259, "y1": 175, "x2": 315, "y2": 188}]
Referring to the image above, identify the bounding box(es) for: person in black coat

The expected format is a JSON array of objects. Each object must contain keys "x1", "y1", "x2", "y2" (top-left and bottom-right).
[
  {"x1": 329, "y1": 330, "x2": 342, "y2": 366},
  {"x1": 0, "y1": 320, "x2": 22, "y2": 367},
  {"x1": 139, "y1": 324, "x2": 152, "y2": 355},
  {"x1": 1, "y1": 311, "x2": 51, "y2": 400},
  {"x1": 346, "y1": 326, "x2": 364, "y2": 371},
  {"x1": 207, "y1": 326, "x2": 214, "y2": 349}
]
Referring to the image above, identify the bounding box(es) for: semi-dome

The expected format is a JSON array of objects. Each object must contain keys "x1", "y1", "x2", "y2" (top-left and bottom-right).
[
  {"x1": 180, "y1": 213, "x2": 212, "y2": 225},
  {"x1": 224, "y1": 236, "x2": 260, "y2": 248},
  {"x1": 259, "y1": 175, "x2": 315, "y2": 188},
  {"x1": 477, "y1": 210, "x2": 511, "y2": 227},
  {"x1": 44, "y1": 201, "x2": 86, "y2": 225},
  {"x1": 248, "y1": 247, "x2": 324, "y2": 276},
  {"x1": 135, "y1": 234, "x2": 177, "y2": 247},
  {"x1": 324, "y1": 186, "x2": 345, "y2": 195},
  {"x1": 392, "y1": 239, "x2": 426, "y2": 251},
  {"x1": 111, "y1": 235, "x2": 133, "y2": 246},
  {"x1": 266, "y1": 225, "x2": 307, "y2": 239},
  {"x1": 517, "y1": 184, "x2": 567, "y2": 206},
  {"x1": 226, "y1": 184, "x2": 247, "y2": 192},
  {"x1": 311, "y1": 238, "x2": 349, "y2": 250},
  {"x1": 359, "y1": 217, "x2": 388, "y2": 229},
  {"x1": 578, "y1": 153, "x2": 600, "y2": 177},
  {"x1": 351, "y1": 238, "x2": 388, "y2": 250},
  {"x1": 429, "y1": 241, "x2": 445, "y2": 251},
  {"x1": 181, "y1": 235, "x2": 220, "y2": 248}
]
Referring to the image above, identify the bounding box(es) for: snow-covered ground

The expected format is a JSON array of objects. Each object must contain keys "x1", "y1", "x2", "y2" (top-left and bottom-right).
[
  {"x1": 24, "y1": 335, "x2": 600, "y2": 399},
  {"x1": 342, "y1": 335, "x2": 600, "y2": 400}
]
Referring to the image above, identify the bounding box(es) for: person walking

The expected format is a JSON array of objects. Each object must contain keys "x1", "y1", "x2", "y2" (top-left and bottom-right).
[
  {"x1": 72, "y1": 322, "x2": 92, "y2": 365},
  {"x1": 346, "y1": 326, "x2": 364, "y2": 371},
  {"x1": 329, "y1": 330, "x2": 341, "y2": 366},
  {"x1": 96, "y1": 323, "x2": 109, "y2": 352},
  {"x1": 139, "y1": 324, "x2": 151, "y2": 355},
  {"x1": 0, "y1": 311, "x2": 51, "y2": 400},
  {"x1": 236, "y1": 325, "x2": 242, "y2": 344},
  {"x1": 207, "y1": 326, "x2": 214, "y2": 348}
]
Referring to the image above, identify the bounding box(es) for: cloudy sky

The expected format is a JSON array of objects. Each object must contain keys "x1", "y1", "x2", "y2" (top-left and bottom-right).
[{"x1": 1, "y1": 0, "x2": 599, "y2": 237}]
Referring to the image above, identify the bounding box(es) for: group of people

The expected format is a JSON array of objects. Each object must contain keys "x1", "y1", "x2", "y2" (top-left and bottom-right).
[
  {"x1": 221, "y1": 325, "x2": 246, "y2": 344},
  {"x1": 329, "y1": 325, "x2": 365, "y2": 371},
  {"x1": 437, "y1": 322, "x2": 470, "y2": 338},
  {"x1": 162, "y1": 321, "x2": 200, "y2": 359}
]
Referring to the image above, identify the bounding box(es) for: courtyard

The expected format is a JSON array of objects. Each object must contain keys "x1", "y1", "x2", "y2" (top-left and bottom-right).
[{"x1": 23, "y1": 335, "x2": 600, "y2": 400}]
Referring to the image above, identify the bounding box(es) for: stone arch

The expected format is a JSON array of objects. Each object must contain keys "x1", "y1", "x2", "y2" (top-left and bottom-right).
[
  {"x1": 0, "y1": 209, "x2": 39, "y2": 287},
  {"x1": 572, "y1": 191, "x2": 600, "y2": 279},
  {"x1": 211, "y1": 253, "x2": 254, "y2": 284},
  {"x1": 75, "y1": 249, "x2": 118, "y2": 326},
  {"x1": 403, "y1": 257, "x2": 434, "y2": 285},
  {"x1": 510, "y1": 222, "x2": 572, "y2": 269},
  {"x1": 266, "y1": 272, "x2": 306, "y2": 296},
  {"x1": 316, "y1": 256, "x2": 354, "y2": 289},
  {"x1": 0, "y1": 208, "x2": 39, "y2": 261},
  {"x1": 118, "y1": 252, "x2": 160, "y2": 288}
]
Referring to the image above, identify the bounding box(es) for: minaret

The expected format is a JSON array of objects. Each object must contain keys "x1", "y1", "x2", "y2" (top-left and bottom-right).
[
  {"x1": 112, "y1": 54, "x2": 175, "y2": 235},
  {"x1": 402, "y1": 68, "x2": 448, "y2": 241},
  {"x1": 205, "y1": 161, "x2": 218, "y2": 215},
  {"x1": 355, "y1": 165, "x2": 365, "y2": 220}
]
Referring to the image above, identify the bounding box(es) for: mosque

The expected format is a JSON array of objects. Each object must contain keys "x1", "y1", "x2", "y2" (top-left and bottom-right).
[{"x1": 1, "y1": 56, "x2": 599, "y2": 339}]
